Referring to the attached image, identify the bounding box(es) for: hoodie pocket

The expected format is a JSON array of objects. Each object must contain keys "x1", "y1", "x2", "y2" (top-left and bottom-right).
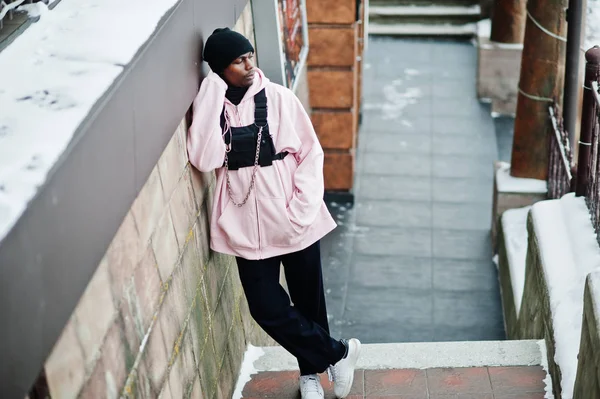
[
  {"x1": 216, "y1": 198, "x2": 257, "y2": 249},
  {"x1": 258, "y1": 198, "x2": 301, "y2": 247}
]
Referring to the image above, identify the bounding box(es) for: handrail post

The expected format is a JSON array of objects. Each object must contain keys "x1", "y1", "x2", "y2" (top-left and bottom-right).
[
  {"x1": 562, "y1": 0, "x2": 585, "y2": 151},
  {"x1": 511, "y1": 0, "x2": 568, "y2": 179},
  {"x1": 575, "y1": 46, "x2": 600, "y2": 196}
]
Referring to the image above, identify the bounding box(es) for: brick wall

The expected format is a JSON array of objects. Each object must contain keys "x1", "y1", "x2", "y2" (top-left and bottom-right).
[
  {"x1": 40, "y1": 3, "x2": 274, "y2": 398},
  {"x1": 306, "y1": 0, "x2": 364, "y2": 192}
]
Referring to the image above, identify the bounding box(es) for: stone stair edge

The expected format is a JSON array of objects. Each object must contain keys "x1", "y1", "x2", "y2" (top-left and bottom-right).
[
  {"x1": 369, "y1": 4, "x2": 481, "y2": 16},
  {"x1": 251, "y1": 340, "x2": 546, "y2": 372},
  {"x1": 368, "y1": 22, "x2": 477, "y2": 36}
]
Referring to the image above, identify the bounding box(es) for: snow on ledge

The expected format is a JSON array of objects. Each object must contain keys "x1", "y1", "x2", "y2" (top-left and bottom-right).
[
  {"x1": 501, "y1": 206, "x2": 531, "y2": 316},
  {"x1": 496, "y1": 162, "x2": 548, "y2": 194},
  {"x1": 477, "y1": 18, "x2": 490, "y2": 38},
  {"x1": 0, "y1": 0, "x2": 180, "y2": 243},
  {"x1": 17, "y1": 2, "x2": 48, "y2": 18},
  {"x1": 531, "y1": 193, "x2": 600, "y2": 399}
]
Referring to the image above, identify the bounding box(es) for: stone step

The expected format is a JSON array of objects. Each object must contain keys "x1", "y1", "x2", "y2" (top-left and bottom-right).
[
  {"x1": 369, "y1": 5, "x2": 481, "y2": 32},
  {"x1": 370, "y1": 0, "x2": 478, "y2": 6},
  {"x1": 368, "y1": 21, "x2": 477, "y2": 36},
  {"x1": 370, "y1": 4, "x2": 481, "y2": 17},
  {"x1": 249, "y1": 340, "x2": 547, "y2": 372},
  {"x1": 234, "y1": 340, "x2": 551, "y2": 398}
]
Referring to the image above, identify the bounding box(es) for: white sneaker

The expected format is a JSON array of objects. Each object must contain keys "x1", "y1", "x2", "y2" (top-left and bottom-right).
[
  {"x1": 329, "y1": 338, "x2": 362, "y2": 398},
  {"x1": 299, "y1": 374, "x2": 324, "y2": 399}
]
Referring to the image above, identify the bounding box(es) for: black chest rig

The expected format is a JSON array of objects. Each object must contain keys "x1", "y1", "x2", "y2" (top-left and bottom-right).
[{"x1": 221, "y1": 89, "x2": 288, "y2": 171}]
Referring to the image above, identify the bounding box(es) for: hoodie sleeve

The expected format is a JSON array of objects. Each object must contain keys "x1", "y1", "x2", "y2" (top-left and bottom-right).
[
  {"x1": 187, "y1": 72, "x2": 227, "y2": 172},
  {"x1": 284, "y1": 92, "x2": 327, "y2": 230}
]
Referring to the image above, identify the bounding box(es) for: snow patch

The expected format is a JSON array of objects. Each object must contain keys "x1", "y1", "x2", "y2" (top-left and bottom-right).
[
  {"x1": 477, "y1": 18, "x2": 491, "y2": 38},
  {"x1": 531, "y1": 194, "x2": 600, "y2": 399},
  {"x1": 0, "y1": 0, "x2": 180, "y2": 243},
  {"x1": 232, "y1": 345, "x2": 265, "y2": 399},
  {"x1": 363, "y1": 76, "x2": 423, "y2": 120},
  {"x1": 496, "y1": 162, "x2": 548, "y2": 194},
  {"x1": 502, "y1": 206, "x2": 531, "y2": 315},
  {"x1": 17, "y1": 2, "x2": 48, "y2": 17}
]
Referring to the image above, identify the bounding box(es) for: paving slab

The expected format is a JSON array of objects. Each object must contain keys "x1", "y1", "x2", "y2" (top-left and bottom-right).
[{"x1": 320, "y1": 37, "x2": 505, "y2": 344}]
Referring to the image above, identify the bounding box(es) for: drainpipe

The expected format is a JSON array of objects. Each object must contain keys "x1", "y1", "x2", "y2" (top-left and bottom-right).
[{"x1": 562, "y1": 0, "x2": 586, "y2": 153}]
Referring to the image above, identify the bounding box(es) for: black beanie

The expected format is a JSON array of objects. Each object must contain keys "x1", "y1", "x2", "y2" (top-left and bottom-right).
[{"x1": 203, "y1": 28, "x2": 254, "y2": 73}]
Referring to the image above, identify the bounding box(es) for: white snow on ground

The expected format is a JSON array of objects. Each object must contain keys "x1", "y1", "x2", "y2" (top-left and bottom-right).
[
  {"x1": 232, "y1": 345, "x2": 265, "y2": 399},
  {"x1": 0, "y1": 0, "x2": 180, "y2": 243},
  {"x1": 496, "y1": 162, "x2": 548, "y2": 194},
  {"x1": 531, "y1": 194, "x2": 600, "y2": 399},
  {"x1": 363, "y1": 69, "x2": 424, "y2": 120},
  {"x1": 501, "y1": 206, "x2": 531, "y2": 316}
]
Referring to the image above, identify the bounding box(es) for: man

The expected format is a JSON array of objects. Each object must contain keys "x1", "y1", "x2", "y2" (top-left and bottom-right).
[{"x1": 187, "y1": 28, "x2": 361, "y2": 399}]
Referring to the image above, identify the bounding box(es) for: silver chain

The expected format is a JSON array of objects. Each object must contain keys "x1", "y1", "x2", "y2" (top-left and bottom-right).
[{"x1": 224, "y1": 126, "x2": 263, "y2": 207}]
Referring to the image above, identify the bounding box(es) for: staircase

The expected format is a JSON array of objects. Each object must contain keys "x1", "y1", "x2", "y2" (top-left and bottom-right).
[
  {"x1": 368, "y1": 0, "x2": 482, "y2": 37},
  {"x1": 234, "y1": 340, "x2": 552, "y2": 398}
]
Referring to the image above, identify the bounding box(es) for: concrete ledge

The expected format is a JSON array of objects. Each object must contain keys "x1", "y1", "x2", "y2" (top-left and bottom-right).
[
  {"x1": 253, "y1": 340, "x2": 546, "y2": 372},
  {"x1": 491, "y1": 162, "x2": 547, "y2": 252},
  {"x1": 477, "y1": 29, "x2": 522, "y2": 116}
]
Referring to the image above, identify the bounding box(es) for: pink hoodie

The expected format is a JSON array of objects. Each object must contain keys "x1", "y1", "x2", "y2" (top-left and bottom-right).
[{"x1": 187, "y1": 69, "x2": 337, "y2": 260}]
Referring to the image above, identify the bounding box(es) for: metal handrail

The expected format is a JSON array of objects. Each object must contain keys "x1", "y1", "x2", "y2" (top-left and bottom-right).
[
  {"x1": 547, "y1": 103, "x2": 574, "y2": 199},
  {"x1": 549, "y1": 105, "x2": 573, "y2": 181}
]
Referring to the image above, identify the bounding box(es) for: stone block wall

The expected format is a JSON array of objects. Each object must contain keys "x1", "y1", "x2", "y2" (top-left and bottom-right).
[
  {"x1": 491, "y1": 162, "x2": 546, "y2": 252},
  {"x1": 573, "y1": 273, "x2": 600, "y2": 398},
  {"x1": 42, "y1": 118, "x2": 272, "y2": 399},
  {"x1": 38, "y1": 4, "x2": 274, "y2": 398},
  {"x1": 499, "y1": 212, "x2": 561, "y2": 397},
  {"x1": 477, "y1": 37, "x2": 522, "y2": 116}
]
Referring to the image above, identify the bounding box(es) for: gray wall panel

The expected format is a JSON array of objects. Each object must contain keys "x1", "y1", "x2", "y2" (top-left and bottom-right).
[
  {"x1": 132, "y1": 0, "x2": 198, "y2": 189},
  {"x1": 0, "y1": 1, "x2": 251, "y2": 396}
]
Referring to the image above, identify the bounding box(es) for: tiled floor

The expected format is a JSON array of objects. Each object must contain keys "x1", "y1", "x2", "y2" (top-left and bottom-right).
[
  {"x1": 240, "y1": 367, "x2": 547, "y2": 398},
  {"x1": 320, "y1": 37, "x2": 505, "y2": 343}
]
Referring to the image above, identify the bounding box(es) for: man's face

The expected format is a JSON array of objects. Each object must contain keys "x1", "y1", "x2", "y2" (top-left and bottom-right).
[{"x1": 223, "y1": 52, "x2": 255, "y2": 88}]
